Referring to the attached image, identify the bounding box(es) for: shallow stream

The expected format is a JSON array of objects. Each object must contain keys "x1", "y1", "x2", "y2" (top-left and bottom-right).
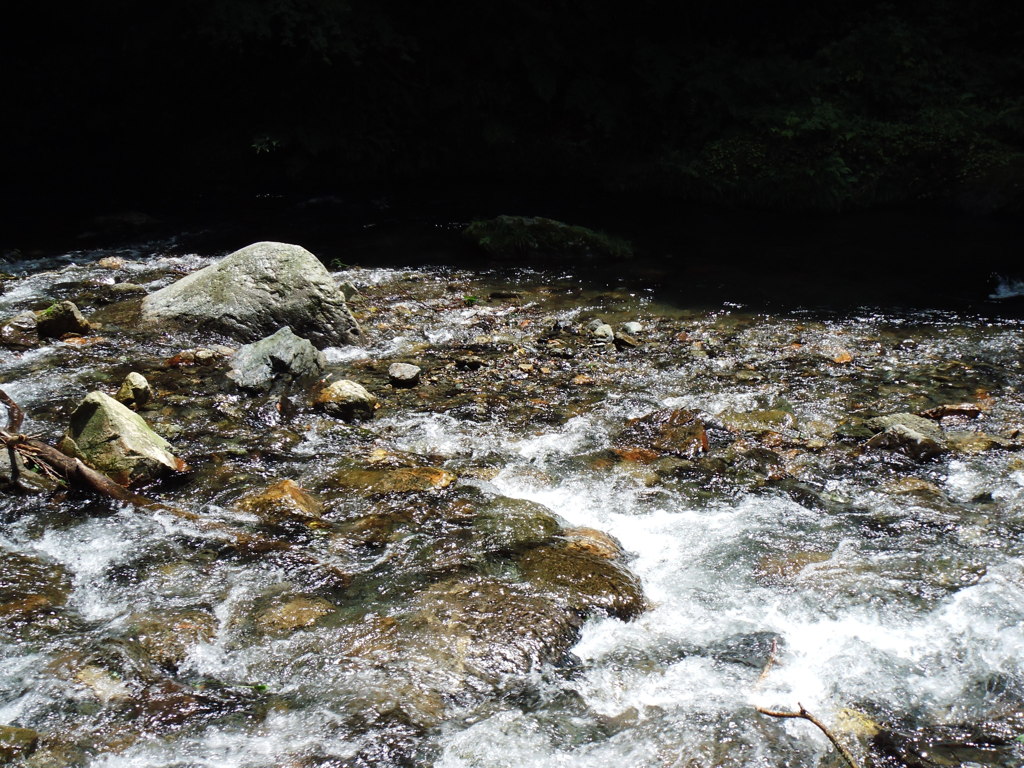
[{"x1": 2, "y1": 237, "x2": 1024, "y2": 767}]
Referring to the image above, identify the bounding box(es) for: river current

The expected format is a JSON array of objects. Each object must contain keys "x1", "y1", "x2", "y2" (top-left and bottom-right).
[{"x1": 1, "y1": 239, "x2": 1023, "y2": 767}]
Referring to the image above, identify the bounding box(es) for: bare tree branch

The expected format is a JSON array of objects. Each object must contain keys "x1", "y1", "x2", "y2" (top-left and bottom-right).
[{"x1": 756, "y1": 703, "x2": 861, "y2": 768}]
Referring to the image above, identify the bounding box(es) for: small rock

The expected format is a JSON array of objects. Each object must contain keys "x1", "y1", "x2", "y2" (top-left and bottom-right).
[
  {"x1": 946, "y1": 431, "x2": 1015, "y2": 454},
  {"x1": 456, "y1": 356, "x2": 486, "y2": 371},
  {"x1": 388, "y1": 362, "x2": 422, "y2": 388},
  {"x1": 114, "y1": 372, "x2": 152, "y2": 409},
  {"x1": 127, "y1": 609, "x2": 217, "y2": 670},
  {"x1": 227, "y1": 327, "x2": 326, "y2": 391},
  {"x1": 236, "y1": 479, "x2": 323, "y2": 523},
  {"x1": 96, "y1": 256, "x2": 126, "y2": 269},
  {"x1": 920, "y1": 403, "x2": 984, "y2": 421},
  {"x1": 590, "y1": 323, "x2": 615, "y2": 342},
  {"x1": 74, "y1": 664, "x2": 131, "y2": 704},
  {"x1": 329, "y1": 467, "x2": 456, "y2": 494},
  {"x1": 865, "y1": 413, "x2": 946, "y2": 460},
  {"x1": 616, "y1": 408, "x2": 708, "y2": 458},
  {"x1": 613, "y1": 331, "x2": 640, "y2": 349},
  {"x1": 255, "y1": 596, "x2": 335, "y2": 635},
  {"x1": 0, "y1": 725, "x2": 39, "y2": 762},
  {"x1": 35, "y1": 301, "x2": 91, "y2": 339},
  {"x1": 58, "y1": 391, "x2": 185, "y2": 485},
  {"x1": 621, "y1": 322, "x2": 643, "y2": 335},
  {"x1": 0, "y1": 312, "x2": 39, "y2": 349},
  {"x1": 108, "y1": 283, "x2": 147, "y2": 297},
  {"x1": 313, "y1": 379, "x2": 378, "y2": 421}
]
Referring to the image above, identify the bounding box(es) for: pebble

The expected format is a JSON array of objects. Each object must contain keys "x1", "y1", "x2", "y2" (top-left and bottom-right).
[
  {"x1": 621, "y1": 322, "x2": 643, "y2": 335},
  {"x1": 388, "y1": 362, "x2": 422, "y2": 388},
  {"x1": 590, "y1": 323, "x2": 615, "y2": 341}
]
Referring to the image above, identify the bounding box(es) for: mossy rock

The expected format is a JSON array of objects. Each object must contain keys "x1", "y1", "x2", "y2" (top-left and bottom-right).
[
  {"x1": 518, "y1": 544, "x2": 647, "y2": 621},
  {"x1": 472, "y1": 496, "x2": 562, "y2": 552},
  {"x1": 464, "y1": 216, "x2": 632, "y2": 260}
]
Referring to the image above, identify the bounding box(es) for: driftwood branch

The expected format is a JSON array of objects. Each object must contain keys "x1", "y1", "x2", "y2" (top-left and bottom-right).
[
  {"x1": 0, "y1": 388, "x2": 343, "y2": 574},
  {"x1": 756, "y1": 703, "x2": 861, "y2": 768}
]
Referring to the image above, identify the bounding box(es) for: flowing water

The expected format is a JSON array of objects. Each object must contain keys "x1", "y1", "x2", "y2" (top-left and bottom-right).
[{"x1": 2, "y1": 237, "x2": 1024, "y2": 768}]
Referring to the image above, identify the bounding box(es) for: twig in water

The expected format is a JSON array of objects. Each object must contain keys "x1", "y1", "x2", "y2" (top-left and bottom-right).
[{"x1": 756, "y1": 703, "x2": 861, "y2": 768}]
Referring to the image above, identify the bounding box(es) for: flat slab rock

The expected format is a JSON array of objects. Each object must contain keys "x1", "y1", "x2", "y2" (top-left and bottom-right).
[{"x1": 140, "y1": 241, "x2": 361, "y2": 349}]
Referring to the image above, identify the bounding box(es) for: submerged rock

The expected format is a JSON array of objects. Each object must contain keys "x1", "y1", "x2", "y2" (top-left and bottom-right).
[
  {"x1": 0, "y1": 550, "x2": 70, "y2": 620},
  {"x1": 126, "y1": 609, "x2": 218, "y2": 670},
  {"x1": 235, "y1": 479, "x2": 323, "y2": 523},
  {"x1": 255, "y1": 596, "x2": 335, "y2": 636},
  {"x1": 59, "y1": 391, "x2": 185, "y2": 485},
  {"x1": 313, "y1": 379, "x2": 377, "y2": 421},
  {"x1": 866, "y1": 412, "x2": 947, "y2": 460},
  {"x1": 140, "y1": 241, "x2": 361, "y2": 348},
  {"x1": 227, "y1": 327, "x2": 326, "y2": 391},
  {"x1": 518, "y1": 544, "x2": 648, "y2": 621},
  {"x1": 0, "y1": 311, "x2": 38, "y2": 349},
  {"x1": 114, "y1": 371, "x2": 152, "y2": 409},
  {"x1": 35, "y1": 300, "x2": 91, "y2": 339},
  {"x1": 329, "y1": 467, "x2": 457, "y2": 495},
  {"x1": 0, "y1": 725, "x2": 39, "y2": 762},
  {"x1": 616, "y1": 408, "x2": 708, "y2": 459},
  {"x1": 473, "y1": 496, "x2": 562, "y2": 551}
]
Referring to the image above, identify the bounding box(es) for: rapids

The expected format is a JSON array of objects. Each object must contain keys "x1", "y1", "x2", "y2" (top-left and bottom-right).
[{"x1": 1, "y1": 240, "x2": 1024, "y2": 768}]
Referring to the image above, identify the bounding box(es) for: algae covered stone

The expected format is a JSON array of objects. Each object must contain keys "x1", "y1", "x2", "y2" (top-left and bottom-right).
[
  {"x1": 140, "y1": 241, "x2": 361, "y2": 348},
  {"x1": 59, "y1": 391, "x2": 184, "y2": 485}
]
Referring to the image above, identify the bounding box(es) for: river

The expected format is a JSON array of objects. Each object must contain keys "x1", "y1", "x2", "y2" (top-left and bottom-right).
[{"x1": 1, "y1": 224, "x2": 1024, "y2": 767}]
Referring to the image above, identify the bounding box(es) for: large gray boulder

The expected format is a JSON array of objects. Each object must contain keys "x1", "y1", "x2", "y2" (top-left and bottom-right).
[
  {"x1": 140, "y1": 241, "x2": 361, "y2": 348},
  {"x1": 59, "y1": 392, "x2": 184, "y2": 485},
  {"x1": 227, "y1": 326, "x2": 326, "y2": 391}
]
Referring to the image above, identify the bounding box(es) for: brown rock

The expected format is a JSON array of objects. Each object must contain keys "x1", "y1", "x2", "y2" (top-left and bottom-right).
[
  {"x1": 255, "y1": 596, "x2": 335, "y2": 635},
  {"x1": 329, "y1": 467, "x2": 456, "y2": 495},
  {"x1": 616, "y1": 408, "x2": 708, "y2": 458},
  {"x1": 127, "y1": 609, "x2": 217, "y2": 670},
  {"x1": 236, "y1": 479, "x2": 323, "y2": 523}
]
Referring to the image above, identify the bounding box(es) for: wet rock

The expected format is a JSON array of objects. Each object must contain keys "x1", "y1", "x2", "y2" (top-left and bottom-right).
[
  {"x1": 613, "y1": 331, "x2": 640, "y2": 349},
  {"x1": 329, "y1": 467, "x2": 457, "y2": 495},
  {"x1": 754, "y1": 550, "x2": 832, "y2": 585},
  {"x1": 718, "y1": 408, "x2": 797, "y2": 434},
  {"x1": 74, "y1": 664, "x2": 132, "y2": 704},
  {"x1": 255, "y1": 596, "x2": 335, "y2": 636},
  {"x1": 621, "y1": 321, "x2": 643, "y2": 335},
  {"x1": 920, "y1": 402, "x2": 984, "y2": 422},
  {"x1": 236, "y1": 479, "x2": 323, "y2": 523},
  {"x1": 473, "y1": 496, "x2": 562, "y2": 551},
  {"x1": 562, "y1": 527, "x2": 625, "y2": 559},
  {"x1": 616, "y1": 408, "x2": 708, "y2": 459},
  {"x1": 865, "y1": 413, "x2": 947, "y2": 460},
  {"x1": 0, "y1": 550, "x2": 69, "y2": 619},
  {"x1": 405, "y1": 576, "x2": 585, "y2": 678},
  {"x1": 114, "y1": 372, "x2": 152, "y2": 409},
  {"x1": 946, "y1": 431, "x2": 1016, "y2": 454},
  {"x1": 388, "y1": 362, "x2": 421, "y2": 388},
  {"x1": 313, "y1": 379, "x2": 377, "y2": 421},
  {"x1": 108, "y1": 283, "x2": 147, "y2": 298},
  {"x1": 35, "y1": 300, "x2": 91, "y2": 339},
  {"x1": 58, "y1": 391, "x2": 185, "y2": 485},
  {"x1": 126, "y1": 609, "x2": 217, "y2": 670},
  {"x1": 140, "y1": 241, "x2": 361, "y2": 348},
  {"x1": 227, "y1": 327, "x2": 326, "y2": 391},
  {"x1": 464, "y1": 215, "x2": 632, "y2": 260},
  {"x1": 518, "y1": 544, "x2": 648, "y2": 621},
  {"x1": 590, "y1": 323, "x2": 615, "y2": 342},
  {"x1": 96, "y1": 256, "x2": 126, "y2": 269},
  {"x1": 0, "y1": 725, "x2": 39, "y2": 762},
  {"x1": 0, "y1": 311, "x2": 38, "y2": 349}
]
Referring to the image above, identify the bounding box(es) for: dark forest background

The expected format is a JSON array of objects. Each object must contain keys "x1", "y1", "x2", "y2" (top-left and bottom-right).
[{"x1": 3, "y1": 0, "x2": 1023, "y2": 223}]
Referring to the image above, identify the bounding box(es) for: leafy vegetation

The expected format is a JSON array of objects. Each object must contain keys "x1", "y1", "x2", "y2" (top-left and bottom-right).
[{"x1": 5, "y1": 0, "x2": 1023, "y2": 212}]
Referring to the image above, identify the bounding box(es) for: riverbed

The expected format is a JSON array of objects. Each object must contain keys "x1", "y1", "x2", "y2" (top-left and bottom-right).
[{"x1": 2, "y1": 234, "x2": 1024, "y2": 767}]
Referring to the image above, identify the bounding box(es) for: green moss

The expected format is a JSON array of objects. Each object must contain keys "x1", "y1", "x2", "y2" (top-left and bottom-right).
[{"x1": 464, "y1": 216, "x2": 632, "y2": 260}]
